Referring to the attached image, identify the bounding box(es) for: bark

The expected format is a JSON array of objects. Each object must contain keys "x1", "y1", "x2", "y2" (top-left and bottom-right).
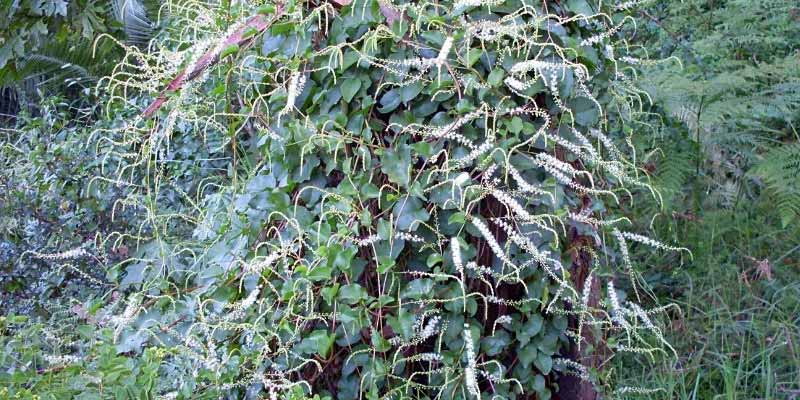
[{"x1": 554, "y1": 147, "x2": 607, "y2": 400}]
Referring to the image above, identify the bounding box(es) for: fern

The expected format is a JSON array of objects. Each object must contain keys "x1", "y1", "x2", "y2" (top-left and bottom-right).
[
  {"x1": 0, "y1": 0, "x2": 159, "y2": 111},
  {"x1": 638, "y1": 0, "x2": 800, "y2": 213},
  {"x1": 652, "y1": 140, "x2": 695, "y2": 207},
  {"x1": 753, "y1": 143, "x2": 800, "y2": 227}
]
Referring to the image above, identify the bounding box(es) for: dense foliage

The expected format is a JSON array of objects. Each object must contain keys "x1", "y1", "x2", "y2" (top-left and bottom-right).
[
  {"x1": 638, "y1": 0, "x2": 800, "y2": 225},
  {"x1": 0, "y1": 98, "x2": 114, "y2": 315},
  {"x1": 1, "y1": 0, "x2": 797, "y2": 399},
  {"x1": 609, "y1": 1, "x2": 800, "y2": 398},
  {"x1": 0, "y1": 0, "x2": 153, "y2": 115}
]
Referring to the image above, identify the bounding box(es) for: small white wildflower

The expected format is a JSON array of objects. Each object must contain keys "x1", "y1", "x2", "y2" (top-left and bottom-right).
[
  {"x1": 485, "y1": 295, "x2": 502, "y2": 303},
  {"x1": 453, "y1": 0, "x2": 482, "y2": 14},
  {"x1": 581, "y1": 272, "x2": 593, "y2": 312},
  {"x1": 465, "y1": 261, "x2": 493, "y2": 276},
  {"x1": 491, "y1": 188, "x2": 538, "y2": 223},
  {"x1": 420, "y1": 315, "x2": 441, "y2": 340},
  {"x1": 159, "y1": 392, "x2": 179, "y2": 400},
  {"x1": 455, "y1": 141, "x2": 494, "y2": 167},
  {"x1": 436, "y1": 37, "x2": 454, "y2": 66},
  {"x1": 491, "y1": 218, "x2": 555, "y2": 270},
  {"x1": 504, "y1": 76, "x2": 529, "y2": 92},
  {"x1": 614, "y1": 0, "x2": 649, "y2": 10},
  {"x1": 28, "y1": 245, "x2": 89, "y2": 261},
  {"x1": 462, "y1": 324, "x2": 480, "y2": 398},
  {"x1": 406, "y1": 107, "x2": 485, "y2": 149},
  {"x1": 245, "y1": 251, "x2": 282, "y2": 274},
  {"x1": 44, "y1": 354, "x2": 82, "y2": 365},
  {"x1": 418, "y1": 352, "x2": 444, "y2": 362},
  {"x1": 620, "y1": 56, "x2": 640, "y2": 64},
  {"x1": 507, "y1": 164, "x2": 554, "y2": 203},
  {"x1": 278, "y1": 72, "x2": 305, "y2": 119},
  {"x1": 612, "y1": 228, "x2": 636, "y2": 285},
  {"x1": 470, "y1": 219, "x2": 515, "y2": 268},
  {"x1": 451, "y1": 237, "x2": 464, "y2": 275},
  {"x1": 580, "y1": 20, "x2": 626, "y2": 46},
  {"x1": 607, "y1": 281, "x2": 625, "y2": 326},
  {"x1": 353, "y1": 234, "x2": 381, "y2": 246},
  {"x1": 554, "y1": 358, "x2": 590, "y2": 381},
  {"x1": 395, "y1": 232, "x2": 425, "y2": 243},
  {"x1": 239, "y1": 285, "x2": 261, "y2": 310},
  {"x1": 620, "y1": 231, "x2": 688, "y2": 253},
  {"x1": 628, "y1": 301, "x2": 655, "y2": 331},
  {"x1": 588, "y1": 128, "x2": 621, "y2": 160},
  {"x1": 616, "y1": 386, "x2": 664, "y2": 395},
  {"x1": 453, "y1": 0, "x2": 504, "y2": 14}
]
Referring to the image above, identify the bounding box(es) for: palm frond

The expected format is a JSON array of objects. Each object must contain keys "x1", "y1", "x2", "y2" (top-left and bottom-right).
[{"x1": 112, "y1": 0, "x2": 155, "y2": 45}]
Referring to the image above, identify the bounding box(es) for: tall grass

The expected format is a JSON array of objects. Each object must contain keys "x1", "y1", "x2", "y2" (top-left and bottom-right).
[{"x1": 616, "y1": 209, "x2": 800, "y2": 399}]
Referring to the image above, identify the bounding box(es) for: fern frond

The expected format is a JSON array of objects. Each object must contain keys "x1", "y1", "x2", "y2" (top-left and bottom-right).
[{"x1": 753, "y1": 143, "x2": 800, "y2": 226}]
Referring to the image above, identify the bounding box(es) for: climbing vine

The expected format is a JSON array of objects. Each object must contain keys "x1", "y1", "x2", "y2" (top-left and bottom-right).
[{"x1": 2, "y1": 0, "x2": 688, "y2": 398}]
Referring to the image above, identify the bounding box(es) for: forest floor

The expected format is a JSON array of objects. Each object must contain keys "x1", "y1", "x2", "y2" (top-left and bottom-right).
[{"x1": 616, "y1": 212, "x2": 800, "y2": 399}]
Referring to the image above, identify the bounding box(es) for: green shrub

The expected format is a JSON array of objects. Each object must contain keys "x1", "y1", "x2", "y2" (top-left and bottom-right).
[
  {"x1": 0, "y1": 99, "x2": 115, "y2": 315},
  {"x1": 3, "y1": 0, "x2": 687, "y2": 398},
  {"x1": 0, "y1": 312, "x2": 164, "y2": 399}
]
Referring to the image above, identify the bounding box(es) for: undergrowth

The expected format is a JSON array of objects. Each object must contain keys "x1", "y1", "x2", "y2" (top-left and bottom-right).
[{"x1": 609, "y1": 1, "x2": 800, "y2": 397}]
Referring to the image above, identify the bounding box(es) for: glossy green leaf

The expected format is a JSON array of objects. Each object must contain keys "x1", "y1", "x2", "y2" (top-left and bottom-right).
[{"x1": 341, "y1": 78, "x2": 361, "y2": 103}]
